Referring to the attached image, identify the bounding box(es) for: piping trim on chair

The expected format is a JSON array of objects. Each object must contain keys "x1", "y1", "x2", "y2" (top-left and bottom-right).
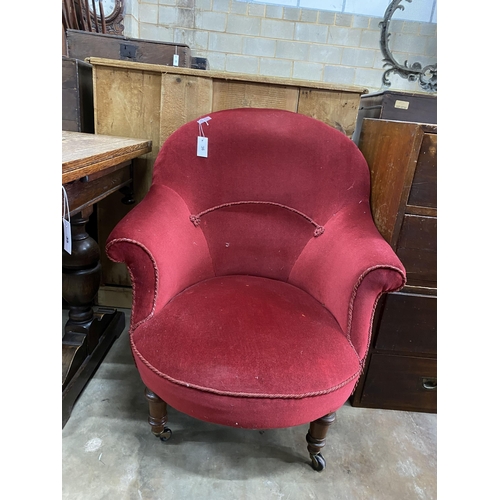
[
  {"x1": 105, "y1": 238, "x2": 159, "y2": 329},
  {"x1": 189, "y1": 201, "x2": 325, "y2": 237},
  {"x1": 350, "y1": 290, "x2": 386, "y2": 395},
  {"x1": 129, "y1": 327, "x2": 361, "y2": 399},
  {"x1": 345, "y1": 264, "x2": 406, "y2": 361}
]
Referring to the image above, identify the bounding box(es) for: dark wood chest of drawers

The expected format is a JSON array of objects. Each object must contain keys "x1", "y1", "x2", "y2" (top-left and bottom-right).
[
  {"x1": 352, "y1": 90, "x2": 436, "y2": 144},
  {"x1": 351, "y1": 118, "x2": 437, "y2": 413}
]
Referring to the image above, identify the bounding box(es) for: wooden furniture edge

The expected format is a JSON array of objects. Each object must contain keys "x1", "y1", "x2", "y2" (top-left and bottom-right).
[
  {"x1": 66, "y1": 28, "x2": 190, "y2": 49},
  {"x1": 62, "y1": 146, "x2": 150, "y2": 183},
  {"x1": 62, "y1": 134, "x2": 152, "y2": 184},
  {"x1": 359, "y1": 119, "x2": 425, "y2": 247},
  {"x1": 362, "y1": 117, "x2": 438, "y2": 132},
  {"x1": 87, "y1": 56, "x2": 369, "y2": 94}
]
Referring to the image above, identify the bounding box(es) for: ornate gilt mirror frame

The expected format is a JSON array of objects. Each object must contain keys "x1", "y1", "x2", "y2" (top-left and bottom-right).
[
  {"x1": 89, "y1": 0, "x2": 124, "y2": 35},
  {"x1": 380, "y1": 0, "x2": 437, "y2": 92}
]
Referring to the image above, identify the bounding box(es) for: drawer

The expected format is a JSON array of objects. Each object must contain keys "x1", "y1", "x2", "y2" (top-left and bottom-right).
[
  {"x1": 407, "y1": 133, "x2": 437, "y2": 209},
  {"x1": 360, "y1": 353, "x2": 437, "y2": 412},
  {"x1": 375, "y1": 292, "x2": 436, "y2": 355},
  {"x1": 397, "y1": 214, "x2": 436, "y2": 287}
]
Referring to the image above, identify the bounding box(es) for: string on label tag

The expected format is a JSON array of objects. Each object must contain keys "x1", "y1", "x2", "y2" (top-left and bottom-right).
[
  {"x1": 197, "y1": 116, "x2": 211, "y2": 158},
  {"x1": 62, "y1": 186, "x2": 72, "y2": 254}
]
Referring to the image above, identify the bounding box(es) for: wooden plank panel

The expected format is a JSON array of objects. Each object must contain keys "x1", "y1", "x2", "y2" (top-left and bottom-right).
[
  {"x1": 88, "y1": 57, "x2": 368, "y2": 94},
  {"x1": 297, "y1": 89, "x2": 362, "y2": 138},
  {"x1": 212, "y1": 80, "x2": 298, "y2": 112},
  {"x1": 93, "y1": 65, "x2": 162, "y2": 191},
  {"x1": 159, "y1": 73, "x2": 213, "y2": 145},
  {"x1": 93, "y1": 65, "x2": 162, "y2": 288}
]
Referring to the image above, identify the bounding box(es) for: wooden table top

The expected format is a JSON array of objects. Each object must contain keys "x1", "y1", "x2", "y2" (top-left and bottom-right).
[{"x1": 62, "y1": 131, "x2": 152, "y2": 184}]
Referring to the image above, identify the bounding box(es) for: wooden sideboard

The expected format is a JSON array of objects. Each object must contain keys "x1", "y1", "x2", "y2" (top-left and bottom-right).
[
  {"x1": 87, "y1": 57, "x2": 368, "y2": 306},
  {"x1": 351, "y1": 118, "x2": 437, "y2": 413}
]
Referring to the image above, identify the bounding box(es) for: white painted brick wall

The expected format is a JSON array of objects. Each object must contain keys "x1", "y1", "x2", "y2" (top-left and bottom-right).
[
  {"x1": 213, "y1": 0, "x2": 231, "y2": 13},
  {"x1": 196, "y1": 11, "x2": 227, "y2": 32},
  {"x1": 260, "y1": 18, "x2": 295, "y2": 39},
  {"x1": 248, "y1": 3, "x2": 265, "y2": 16},
  {"x1": 328, "y1": 26, "x2": 362, "y2": 47},
  {"x1": 276, "y1": 40, "x2": 309, "y2": 61},
  {"x1": 139, "y1": 3, "x2": 158, "y2": 24},
  {"x1": 324, "y1": 65, "x2": 356, "y2": 85},
  {"x1": 293, "y1": 61, "x2": 323, "y2": 80},
  {"x1": 265, "y1": 5, "x2": 284, "y2": 19},
  {"x1": 294, "y1": 23, "x2": 328, "y2": 43},
  {"x1": 243, "y1": 37, "x2": 276, "y2": 57},
  {"x1": 226, "y1": 54, "x2": 259, "y2": 73},
  {"x1": 227, "y1": 14, "x2": 261, "y2": 35},
  {"x1": 283, "y1": 7, "x2": 300, "y2": 21},
  {"x1": 159, "y1": 6, "x2": 178, "y2": 26},
  {"x1": 260, "y1": 57, "x2": 291, "y2": 77},
  {"x1": 231, "y1": 2, "x2": 248, "y2": 14},
  {"x1": 209, "y1": 32, "x2": 243, "y2": 53},
  {"x1": 308, "y1": 45, "x2": 342, "y2": 65},
  {"x1": 124, "y1": 0, "x2": 437, "y2": 93}
]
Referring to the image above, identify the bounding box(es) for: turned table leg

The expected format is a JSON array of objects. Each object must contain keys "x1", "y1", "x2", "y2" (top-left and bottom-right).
[
  {"x1": 306, "y1": 412, "x2": 336, "y2": 472},
  {"x1": 62, "y1": 206, "x2": 124, "y2": 428}
]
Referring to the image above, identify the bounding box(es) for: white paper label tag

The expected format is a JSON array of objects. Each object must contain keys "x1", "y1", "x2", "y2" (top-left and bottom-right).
[
  {"x1": 63, "y1": 218, "x2": 72, "y2": 254},
  {"x1": 173, "y1": 54, "x2": 179, "y2": 67},
  {"x1": 197, "y1": 136, "x2": 208, "y2": 157},
  {"x1": 394, "y1": 99, "x2": 410, "y2": 110}
]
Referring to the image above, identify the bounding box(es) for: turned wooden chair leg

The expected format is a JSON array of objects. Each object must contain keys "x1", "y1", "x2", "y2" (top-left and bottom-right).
[
  {"x1": 144, "y1": 387, "x2": 172, "y2": 442},
  {"x1": 306, "y1": 412, "x2": 336, "y2": 471}
]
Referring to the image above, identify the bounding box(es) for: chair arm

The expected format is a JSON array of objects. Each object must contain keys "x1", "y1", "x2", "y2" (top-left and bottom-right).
[
  {"x1": 289, "y1": 201, "x2": 406, "y2": 361},
  {"x1": 105, "y1": 184, "x2": 214, "y2": 328}
]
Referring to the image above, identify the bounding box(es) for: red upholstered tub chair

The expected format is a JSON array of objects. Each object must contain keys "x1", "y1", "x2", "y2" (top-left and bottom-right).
[{"x1": 106, "y1": 108, "x2": 405, "y2": 472}]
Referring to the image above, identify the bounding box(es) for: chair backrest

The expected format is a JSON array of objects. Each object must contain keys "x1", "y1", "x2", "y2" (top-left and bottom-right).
[{"x1": 152, "y1": 108, "x2": 371, "y2": 280}]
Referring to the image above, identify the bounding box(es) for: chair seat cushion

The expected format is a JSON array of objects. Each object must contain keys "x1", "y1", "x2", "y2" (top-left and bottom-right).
[{"x1": 131, "y1": 275, "x2": 362, "y2": 428}]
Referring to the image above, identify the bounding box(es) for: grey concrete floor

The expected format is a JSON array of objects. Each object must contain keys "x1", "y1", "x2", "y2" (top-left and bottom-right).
[{"x1": 62, "y1": 309, "x2": 436, "y2": 500}]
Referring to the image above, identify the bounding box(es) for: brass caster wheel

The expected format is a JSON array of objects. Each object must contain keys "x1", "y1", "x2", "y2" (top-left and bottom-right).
[
  {"x1": 154, "y1": 427, "x2": 172, "y2": 442},
  {"x1": 310, "y1": 453, "x2": 326, "y2": 472}
]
